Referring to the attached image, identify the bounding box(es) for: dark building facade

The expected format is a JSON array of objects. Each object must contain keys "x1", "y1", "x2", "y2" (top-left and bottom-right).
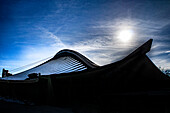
[{"x1": 0, "y1": 39, "x2": 169, "y2": 112}]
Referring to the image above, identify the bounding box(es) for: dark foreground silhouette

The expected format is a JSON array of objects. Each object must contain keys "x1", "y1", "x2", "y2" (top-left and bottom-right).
[{"x1": 0, "y1": 39, "x2": 170, "y2": 113}]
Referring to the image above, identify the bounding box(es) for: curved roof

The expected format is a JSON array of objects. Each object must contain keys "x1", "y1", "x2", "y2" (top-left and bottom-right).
[
  {"x1": 2, "y1": 49, "x2": 99, "y2": 80},
  {"x1": 52, "y1": 49, "x2": 99, "y2": 68},
  {"x1": 2, "y1": 39, "x2": 168, "y2": 82}
]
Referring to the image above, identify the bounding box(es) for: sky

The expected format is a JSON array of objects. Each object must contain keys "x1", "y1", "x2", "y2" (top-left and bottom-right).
[{"x1": 0, "y1": 0, "x2": 170, "y2": 76}]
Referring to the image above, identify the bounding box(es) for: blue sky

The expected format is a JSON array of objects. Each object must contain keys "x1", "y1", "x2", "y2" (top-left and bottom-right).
[{"x1": 0, "y1": 0, "x2": 170, "y2": 76}]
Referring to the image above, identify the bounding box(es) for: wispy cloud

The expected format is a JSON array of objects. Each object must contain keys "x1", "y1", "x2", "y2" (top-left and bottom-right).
[
  {"x1": 165, "y1": 51, "x2": 170, "y2": 53},
  {"x1": 37, "y1": 27, "x2": 66, "y2": 48},
  {"x1": 151, "y1": 58, "x2": 170, "y2": 70},
  {"x1": 1, "y1": 19, "x2": 170, "y2": 76},
  {"x1": 1, "y1": 0, "x2": 170, "y2": 77}
]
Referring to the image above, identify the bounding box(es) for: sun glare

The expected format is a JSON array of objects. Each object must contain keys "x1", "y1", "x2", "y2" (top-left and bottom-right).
[{"x1": 117, "y1": 29, "x2": 133, "y2": 42}]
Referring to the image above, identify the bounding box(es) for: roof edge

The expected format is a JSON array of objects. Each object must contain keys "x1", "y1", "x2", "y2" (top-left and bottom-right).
[
  {"x1": 52, "y1": 49, "x2": 99, "y2": 68},
  {"x1": 124, "y1": 39, "x2": 153, "y2": 60}
]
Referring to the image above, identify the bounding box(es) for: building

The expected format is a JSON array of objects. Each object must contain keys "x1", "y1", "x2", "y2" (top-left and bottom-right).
[{"x1": 0, "y1": 39, "x2": 169, "y2": 107}]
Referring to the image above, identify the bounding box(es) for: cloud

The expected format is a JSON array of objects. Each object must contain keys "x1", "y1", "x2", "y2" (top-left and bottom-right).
[
  {"x1": 3, "y1": 18, "x2": 169, "y2": 76},
  {"x1": 150, "y1": 57, "x2": 170, "y2": 70},
  {"x1": 1, "y1": 0, "x2": 170, "y2": 78},
  {"x1": 1, "y1": 25, "x2": 139, "y2": 76},
  {"x1": 2, "y1": 4, "x2": 170, "y2": 75},
  {"x1": 17, "y1": 27, "x2": 66, "y2": 62},
  {"x1": 165, "y1": 51, "x2": 170, "y2": 53},
  {"x1": 37, "y1": 27, "x2": 66, "y2": 47}
]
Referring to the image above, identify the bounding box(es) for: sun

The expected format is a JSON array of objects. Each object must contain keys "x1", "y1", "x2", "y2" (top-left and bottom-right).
[{"x1": 117, "y1": 29, "x2": 133, "y2": 42}]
